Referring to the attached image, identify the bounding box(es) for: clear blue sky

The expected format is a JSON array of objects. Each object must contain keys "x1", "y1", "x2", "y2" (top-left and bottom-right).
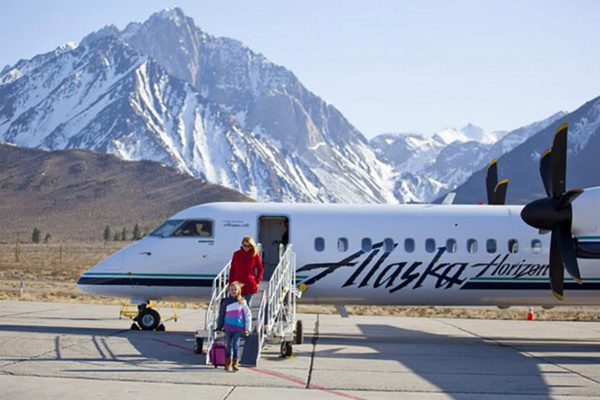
[{"x1": 2, "y1": 0, "x2": 599, "y2": 138}]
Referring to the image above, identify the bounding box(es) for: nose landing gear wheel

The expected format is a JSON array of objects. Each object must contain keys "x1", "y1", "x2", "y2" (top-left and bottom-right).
[
  {"x1": 136, "y1": 308, "x2": 161, "y2": 331},
  {"x1": 280, "y1": 341, "x2": 293, "y2": 357}
]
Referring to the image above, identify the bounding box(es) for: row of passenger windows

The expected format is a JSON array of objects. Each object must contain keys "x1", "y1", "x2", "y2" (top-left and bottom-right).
[{"x1": 314, "y1": 237, "x2": 543, "y2": 254}]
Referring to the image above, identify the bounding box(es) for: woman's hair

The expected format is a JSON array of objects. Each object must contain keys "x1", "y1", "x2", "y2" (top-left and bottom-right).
[
  {"x1": 229, "y1": 281, "x2": 245, "y2": 304},
  {"x1": 241, "y1": 235, "x2": 257, "y2": 255}
]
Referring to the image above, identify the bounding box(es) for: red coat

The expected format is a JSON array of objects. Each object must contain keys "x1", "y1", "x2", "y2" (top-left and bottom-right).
[{"x1": 228, "y1": 247, "x2": 264, "y2": 295}]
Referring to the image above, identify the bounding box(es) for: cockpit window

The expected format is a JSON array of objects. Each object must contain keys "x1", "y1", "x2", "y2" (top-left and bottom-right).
[
  {"x1": 150, "y1": 220, "x2": 184, "y2": 237},
  {"x1": 172, "y1": 220, "x2": 214, "y2": 237}
]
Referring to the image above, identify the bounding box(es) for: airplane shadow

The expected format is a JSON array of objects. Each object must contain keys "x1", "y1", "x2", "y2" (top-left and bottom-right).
[
  {"x1": 2, "y1": 320, "x2": 600, "y2": 397},
  {"x1": 306, "y1": 322, "x2": 600, "y2": 399},
  {"x1": 0, "y1": 324, "x2": 206, "y2": 368}
]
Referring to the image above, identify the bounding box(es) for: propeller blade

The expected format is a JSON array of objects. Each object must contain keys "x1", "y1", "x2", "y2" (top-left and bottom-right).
[
  {"x1": 558, "y1": 224, "x2": 582, "y2": 284},
  {"x1": 540, "y1": 148, "x2": 552, "y2": 197},
  {"x1": 557, "y1": 188, "x2": 584, "y2": 210},
  {"x1": 549, "y1": 230, "x2": 564, "y2": 300},
  {"x1": 492, "y1": 179, "x2": 509, "y2": 205},
  {"x1": 551, "y1": 123, "x2": 568, "y2": 197},
  {"x1": 486, "y1": 160, "x2": 498, "y2": 204}
]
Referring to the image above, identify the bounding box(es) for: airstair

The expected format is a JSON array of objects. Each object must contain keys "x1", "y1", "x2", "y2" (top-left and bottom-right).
[{"x1": 194, "y1": 244, "x2": 302, "y2": 366}]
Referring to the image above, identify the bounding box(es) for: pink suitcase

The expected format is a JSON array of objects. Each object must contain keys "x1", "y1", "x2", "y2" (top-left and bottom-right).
[{"x1": 209, "y1": 342, "x2": 226, "y2": 368}]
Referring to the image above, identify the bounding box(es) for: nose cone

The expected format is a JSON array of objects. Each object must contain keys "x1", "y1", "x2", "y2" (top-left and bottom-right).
[{"x1": 77, "y1": 249, "x2": 125, "y2": 295}]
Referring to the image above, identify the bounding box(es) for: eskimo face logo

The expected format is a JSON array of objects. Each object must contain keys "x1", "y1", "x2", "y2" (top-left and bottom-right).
[{"x1": 297, "y1": 240, "x2": 550, "y2": 293}]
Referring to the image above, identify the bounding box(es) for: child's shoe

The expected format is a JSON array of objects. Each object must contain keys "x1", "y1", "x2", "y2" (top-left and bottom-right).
[
  {"x1": 225, "y1": 357, "x2": 232, "y2": 372},
  {"x1": 232, "y1": 358, "x2": 240, "y2": 371}
]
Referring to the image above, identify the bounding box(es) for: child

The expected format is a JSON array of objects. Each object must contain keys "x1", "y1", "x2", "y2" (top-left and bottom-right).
[{"x1": 216, "y1": 281, "x2": 252, "y2": 371}]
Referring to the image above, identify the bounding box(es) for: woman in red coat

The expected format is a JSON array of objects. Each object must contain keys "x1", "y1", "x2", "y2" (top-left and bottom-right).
[{"x1": 228, "y1": 236, "x2": 263, "y2": 306}]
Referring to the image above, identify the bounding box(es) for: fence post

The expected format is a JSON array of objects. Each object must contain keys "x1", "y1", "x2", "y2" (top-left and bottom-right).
[
  {"x1": 19, "y1": 280, "x2": 24, "y2": 297},
  {"x1": 15, "y1": 232, "x2": 20, "y2": 263}
]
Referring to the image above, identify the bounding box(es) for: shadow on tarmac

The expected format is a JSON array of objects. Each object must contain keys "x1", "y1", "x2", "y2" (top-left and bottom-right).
[
  {"x1": 1, "y1": 321, "x2": 600, "y2": 397},
  {"x1": 0, "y1": 324, "x2": 206, "y2": 367},
  {"x1": 306, "y1": 323, "x2": 600, "y2": 399}
]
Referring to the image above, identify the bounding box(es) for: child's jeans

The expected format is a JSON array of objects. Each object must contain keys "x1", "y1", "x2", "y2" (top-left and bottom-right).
[{"x1": 226, "y1": 331, "x2": 242, "y2": 359}]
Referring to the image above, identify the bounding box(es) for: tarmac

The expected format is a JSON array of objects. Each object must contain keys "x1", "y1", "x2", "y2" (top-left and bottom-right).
[{"x1": 1, "y1": 300, "x2": 600, "y2": 399}]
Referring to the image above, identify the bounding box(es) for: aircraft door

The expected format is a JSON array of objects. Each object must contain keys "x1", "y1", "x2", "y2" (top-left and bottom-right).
[{"x1": 258, "y1": 216, "x2": 289, "y2": 281}]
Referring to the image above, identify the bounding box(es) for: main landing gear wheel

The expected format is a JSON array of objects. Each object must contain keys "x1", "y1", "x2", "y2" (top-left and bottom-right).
[
  {"x1": 136, "y1": 308, "x2": 161, "y2": 331},
  {"x1": 295, "y1": 320, "x2": 303, "y2": 345},
  {"x1": 194, "y1": 337, "x2": 204, "y2": 354},
  {"x1": 280, "y1": 341, "x2": 293, "y2": 358}
]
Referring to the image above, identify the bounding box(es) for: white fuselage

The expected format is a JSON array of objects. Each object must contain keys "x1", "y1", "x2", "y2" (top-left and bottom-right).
[{"x1": 78, "y1": 202, "x2": 600, "y2": 306}]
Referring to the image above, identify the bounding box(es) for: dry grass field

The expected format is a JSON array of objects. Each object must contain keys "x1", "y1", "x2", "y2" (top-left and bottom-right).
[
  {"x1": 0, "y1": 242, "x2": 129, "y2": 304},
  {"x1": 1, "y1": 242, "x2": 599, "y2": 321}
]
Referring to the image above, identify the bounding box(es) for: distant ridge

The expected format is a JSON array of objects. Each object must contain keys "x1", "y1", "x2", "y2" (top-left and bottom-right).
[
  {"x1": 0, "y1": 143, "x2": 251, "y2": 242},
  {"x1": 451, "y1": 96, "x2": 600, "y2": 204}
]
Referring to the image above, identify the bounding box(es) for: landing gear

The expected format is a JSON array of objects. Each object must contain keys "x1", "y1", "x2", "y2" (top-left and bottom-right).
[
  {"x1": 134, "y1": 305, "x2": 161, "y2": 331},
  {"x1": 280, "y1": 341, "x2": 293, "y2": 357},
  {"x1": 295, "y1": 320, "x2": 303, "y2": 345}
]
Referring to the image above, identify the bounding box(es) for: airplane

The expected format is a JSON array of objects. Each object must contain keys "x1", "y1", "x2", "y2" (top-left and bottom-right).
[{"x1": 78, "y1": 123, "x2": 600, "y2": 330}]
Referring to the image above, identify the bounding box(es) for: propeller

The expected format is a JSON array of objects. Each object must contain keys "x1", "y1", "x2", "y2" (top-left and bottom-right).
[
  {"x1": 520, "y1": 123, "x2": 584, "y2": 300},
  {"x1": 486, "y1": 159, "x2": 509, "y2": 205}
]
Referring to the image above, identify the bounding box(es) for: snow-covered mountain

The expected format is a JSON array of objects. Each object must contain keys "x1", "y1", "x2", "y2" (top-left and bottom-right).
[
  {"x1": 453, "y1": 97, "x2": 600, "y2": 204},
  {"x1": 0, "y1": 7, "x2": 589, "y2": 204},
  {"x1": 371, "y1": 115, "x2": 565, "y2": 202},
  {"x1": 0, "y1": 8, "x2": 395, "y2": 203}
]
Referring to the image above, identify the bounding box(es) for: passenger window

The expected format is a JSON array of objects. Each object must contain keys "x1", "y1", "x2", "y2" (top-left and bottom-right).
[
  {"x1": 486, "y1": 239, "x2": 497, "y2": 253},
  {"x1": 338, "y1": 238, "x2": 348, "y2": 252},
  {"x1": 446, "y1": 239, "x2": 457, "y2": 253},
  {"x1": 467, "y1": 239, "x2": 478, "y2": 254},
  {"x1": 172, "y1": 220, "x2": 213, "y2": 237},
  {"x1": 531, "y1": 239, "x2": 542, "y2": 254},
  {"x1": 425, "y1": 238, "x2": 436, "y2": 253},
  {"x1": 315, "y1": 237, "x2": 325, "y2": 252},
  {"x1": 361, "y1": 238, "x2": 372, "y2": 252},
  {"x1": 404, "y1": 238, "x2": 415, "y2": 253},
  {"x1": 508, "y1": 239, "x2": 519, "y2": 254},
  {"x1": 384, "y1": 238, "x2": 395, "y2": 253}
]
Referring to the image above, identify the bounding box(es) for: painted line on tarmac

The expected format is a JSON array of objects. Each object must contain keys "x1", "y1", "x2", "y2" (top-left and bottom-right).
[
  {"x1": 249, "y1": 366, "x2": 365, "y2": 400},
  {"x1": 148, "y1": 335, "x2": 364, "y2": 400}
]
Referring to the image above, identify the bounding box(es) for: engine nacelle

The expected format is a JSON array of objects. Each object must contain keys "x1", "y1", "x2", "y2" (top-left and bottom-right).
[{"x1": 571, "y1": 186, "x2": 600, "y2": 258}]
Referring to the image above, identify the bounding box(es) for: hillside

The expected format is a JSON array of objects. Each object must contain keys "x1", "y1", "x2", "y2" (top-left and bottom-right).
[
  {"x1": 0, "y1": 8, "x2": 394, "y2": 203},
  {"x1": 0, "y1": 143, "x2": 251, "y2": 242}
]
